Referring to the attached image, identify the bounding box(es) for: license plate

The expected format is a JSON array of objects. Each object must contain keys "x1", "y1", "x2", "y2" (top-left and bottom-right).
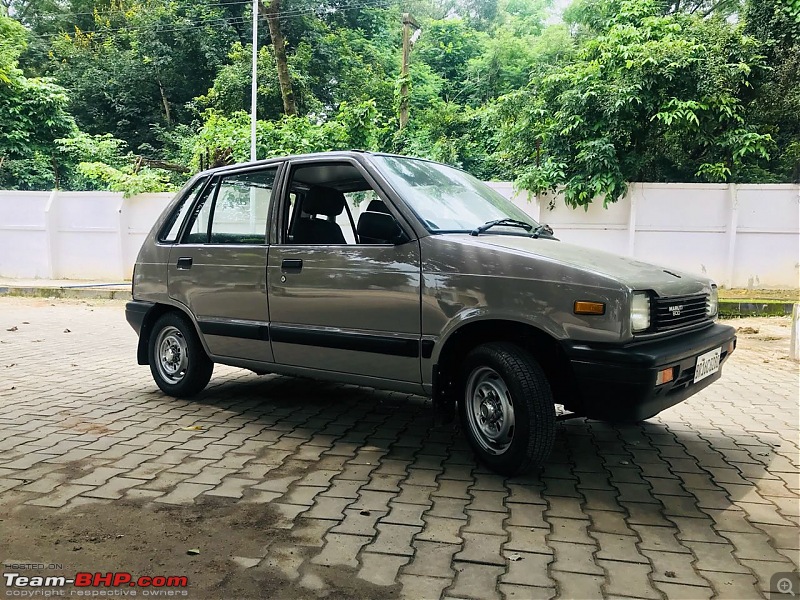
[{"x1": 694, "y1": 347, "x2": 721, "y2": 383}]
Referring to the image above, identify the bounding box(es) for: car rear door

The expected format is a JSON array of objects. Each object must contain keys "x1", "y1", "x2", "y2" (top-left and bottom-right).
[{"x1": 168, "y1": 164, "x2": 281, "y2": 363}]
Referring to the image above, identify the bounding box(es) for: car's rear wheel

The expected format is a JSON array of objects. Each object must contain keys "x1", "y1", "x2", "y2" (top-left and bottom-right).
[
  {"x1": 148, "y1": 312, "x2": 213, "y2": 397},
  {"x1": 459, "y1": 343, "x2": 556, "y2": 475}
]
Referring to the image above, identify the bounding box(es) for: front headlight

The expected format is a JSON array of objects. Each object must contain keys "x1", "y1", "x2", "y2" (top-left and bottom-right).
[
  {"x1": 707, "y1": 286, "x2": 719, "y2": 319},
  {"x1": 631, "y1": 292, "x2": 651, "y2": 333}
]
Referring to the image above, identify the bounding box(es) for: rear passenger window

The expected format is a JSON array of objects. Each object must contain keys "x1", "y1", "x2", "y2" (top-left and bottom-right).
[
  {"x1": 181, "y1": 169, "x2": 277, "y2": 245},
  {"x1": 210, "y1": 171, "x2": 275, "y2": 244}
]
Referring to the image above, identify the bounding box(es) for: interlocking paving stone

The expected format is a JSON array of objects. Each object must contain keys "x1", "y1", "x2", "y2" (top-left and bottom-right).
[
  {"x1": 500, "y1": 551, "x2": 554, "y2": 586},
  {"x1": 467, "y1": 490, "x2": 507, "y2": 513},
  {"x1": 740, "y1": 557, "x2": 798, "y2": 594},
  {"x1": 281, "y1": 484, "x2": 328, "y2": 506},
  {"x1": 598, "y1": 559, "x2": 661, "y2": 599},
  {"x1": 405, "y1": 469, "x2": 440, "y2": 487},
  {"x1": 448, "y1": 563, "x2": 504, "y2": 600},
  {"x1": 550, "y1": 571, "x2": 604, "y2": 598},
  {"x1": 433, "y1": 479, "x2": 471, "y2": 500},
  {"x1": 82, "y1": 476, "x2": 142, "y2": 499},
  {"x1": 654, "y1": 581, "x2": 715, "y2": 599},
  {"x1": 752, "y1": 523, "x2": 800, "y2": 550},
  {"x1": 549, "y1": 540, "x2": 603, "y2": 576},
  {"x1": 205, "y1": 476, "x2": 257, "y2": 499},
  {"x1": 364, "y1": 473, "x2": 403, "y2": 493},
  {"x1": 548, "y1": 516, "x2": 593, "y2": 545},
  {"x1": 403, "y1": 541, "x2": 459, "y2": 578},
  {"x1": 415, "y1": 516, "x2": 464, "y2": 545},
  {"x1": 453, "y1": 532, "x2": 506, "y2": 566},
  {"x1": 631, "y1": 522, "x2": 693, "y2": 553},
  {"x1": 382, "y1": 501, "x2": 426, "y2": 527},
  {"x1": 368, "y1": 523, "x2": 423, "y2": 556},
  {"x1": 498, "y1": 584, "x2": 556, "y2": 600},
  {"x1": 620, "y1": 501, "x2": 674, "y2": 527},
  {"x1": 642, "y1": 549, "x2": 711, "y2": 587},
  {"x1": 697, "y1": 570, "x2": 760, "y2": 598},
  {"x1": 25, "y1": 484, "x2": 94, "y2": 507},
  {"x1": 1, "y1": 302, "x2": 798, "y2": 600},
  {"x1": 4, "y1": 452, "x2": 59, "y2": 470},
  {"x1": 398, "y1": 574, "x2": 452, "y2": 600},
  {"x1": 735, "y1": 499, "x2": 796, "y2": 526},
  {"x1": 320, "y1": 478, "x2": 362, "y2": 499},
  {"x1": 154, "y1": 482, "x2": 215, "y2": 504},
  {"x1": 506, "y1": 502, "x2": 548, "y2": 528},
  {"x1": 427, "y1": 496, "x2": 469, "y2": 521},
  {"x1": 462, "y1": 509, "x2": 505, "y2": 535},
  {"x1": 331, "y1": 507, "x2": 386, "y2": 536},
  {"x1": 586, "y1": 509, "x2": 636, "y2": 536},
  {"x1": 19, "y1": 473, "x2": 68, "y2": 494},
  {"x1": 592, "y1": 532, "x2": 649, "y2": 564},
  {"x1": 543, "y1": 496, "x2": 588, "y2": 520},
  {"x1": 358, "y1": 552, "x2": 411, "y2": 586},
  {"x1": 503, "y1": 525, "x2": 551, "y2": 554}
]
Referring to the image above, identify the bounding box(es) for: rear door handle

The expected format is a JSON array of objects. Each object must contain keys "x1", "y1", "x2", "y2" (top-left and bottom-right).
[
  {"x1": 176, "y1": 257, "x2": 193, "y2": 270},
  {"x1": 281, "y1": 259, "x2": 303, "y2": 273}
]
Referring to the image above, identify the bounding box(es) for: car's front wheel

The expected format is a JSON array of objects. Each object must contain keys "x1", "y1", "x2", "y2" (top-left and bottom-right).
[
  {"x1": 459, "y1": 343, "x2": 556, "y2": 475},
  {"x1": 148, "y1": 312, "x2": 213, "y2": 397}
]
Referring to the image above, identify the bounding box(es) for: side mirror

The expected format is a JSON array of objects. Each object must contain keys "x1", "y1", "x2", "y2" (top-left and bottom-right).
[{"x1": 357, "y1": 211, "x2": 408, "y2": 244}]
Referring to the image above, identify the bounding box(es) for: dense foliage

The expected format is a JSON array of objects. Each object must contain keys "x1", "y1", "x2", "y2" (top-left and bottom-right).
[{"x1": 1, "y1": 0, "x2": 798, "y2": 203}]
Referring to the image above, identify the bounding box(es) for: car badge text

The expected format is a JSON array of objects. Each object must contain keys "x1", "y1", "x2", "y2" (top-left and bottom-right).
[{"x1": 669, "y1": 305, "x2": 684, "y2": 316}]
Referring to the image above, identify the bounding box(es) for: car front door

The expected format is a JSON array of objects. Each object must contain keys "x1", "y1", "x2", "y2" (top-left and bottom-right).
[
  {"x1": 266, "y1": 159, "x2": 422, "y2": 385},
  {"x1": 168, "y1": 165, "x2": 280, "y2": 363}
]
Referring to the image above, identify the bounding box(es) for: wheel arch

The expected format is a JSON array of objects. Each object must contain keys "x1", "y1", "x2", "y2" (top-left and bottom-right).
[
  {"x1": 432, "y1": 318, "x2": 577, "y2": 414},
  {"x1": 136, "y1": 301, "x2": 204, "y2": 365}
]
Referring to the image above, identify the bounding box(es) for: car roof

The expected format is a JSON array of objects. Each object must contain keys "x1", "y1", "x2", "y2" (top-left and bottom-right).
[{"x1": 193, "y1": 150, "x2": 447, "y2": 178}]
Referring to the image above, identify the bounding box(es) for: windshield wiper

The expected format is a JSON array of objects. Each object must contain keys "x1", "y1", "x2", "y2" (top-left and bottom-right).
[
  {"x1": 470, "y1": 218, "x2": 533, "y2": 236},
  {"x1": 530, "y1": 223, "x2": 554, "y2": 238}
]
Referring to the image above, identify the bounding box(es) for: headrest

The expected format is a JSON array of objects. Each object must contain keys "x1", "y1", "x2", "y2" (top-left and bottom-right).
[
  {"x1": 304, "y1": 186, "x2": 346, "y2": 216},
  {"x1": 366, "y1": 199, "x2": 390, "y2": 214},
  {"x1": 357, "y1": 210, "x2": 402, "y2": 243}
]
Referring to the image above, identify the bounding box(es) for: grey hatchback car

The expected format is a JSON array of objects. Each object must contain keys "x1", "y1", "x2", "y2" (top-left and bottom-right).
[{"x1": 126, "y1": 151, "x2": 736, "y2": 475}]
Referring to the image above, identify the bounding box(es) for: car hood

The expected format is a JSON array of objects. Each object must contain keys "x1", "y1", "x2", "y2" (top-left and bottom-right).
[{"x1": 471, "y1": 235, "x2": 711, "y2": 296}]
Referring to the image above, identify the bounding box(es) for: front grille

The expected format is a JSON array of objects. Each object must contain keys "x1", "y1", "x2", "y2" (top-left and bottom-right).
[{"x1": 652, "y1": 293, "x2": 709, "y2": 332}]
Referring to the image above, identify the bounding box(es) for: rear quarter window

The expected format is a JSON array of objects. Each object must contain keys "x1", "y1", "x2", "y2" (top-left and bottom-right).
[{"x1": 159, "y1": 178, "x2": 208, "y2": 243}]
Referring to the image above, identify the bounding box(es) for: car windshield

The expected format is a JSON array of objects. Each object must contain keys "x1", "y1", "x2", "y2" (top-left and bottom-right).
[{"x1": 372, "y1": 155, "x2": 540, "y2": 233}]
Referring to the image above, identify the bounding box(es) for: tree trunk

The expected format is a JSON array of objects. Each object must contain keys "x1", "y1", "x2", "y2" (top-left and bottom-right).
[
  {"x1": 260, "y1": 0, "x2": 296, "y2": 116},
  {"x1": 158, "y1": 79, "x2": 172, "y2": 124}
]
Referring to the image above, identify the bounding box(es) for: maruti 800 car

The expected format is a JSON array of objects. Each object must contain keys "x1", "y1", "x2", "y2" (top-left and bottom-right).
[{"x1": 126, "y1": 151, "x2": 736, "y2": 474}]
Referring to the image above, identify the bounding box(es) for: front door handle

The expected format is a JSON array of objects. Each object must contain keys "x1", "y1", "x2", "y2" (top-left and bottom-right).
[
  {"x1": 176, "y1": 257, "x2": 193, "y2": 270},
  {"x1": 281, "y1": 259, "x2": 303, "y2": 273}
]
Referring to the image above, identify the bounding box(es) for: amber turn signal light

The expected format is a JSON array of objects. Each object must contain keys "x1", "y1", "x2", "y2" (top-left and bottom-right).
[
  {"x1": 574, "y1": 301, "x2": 606, "y2": 315},
  {"x1": 656, "y1": 367, "x2": 676, "y2": 385}
]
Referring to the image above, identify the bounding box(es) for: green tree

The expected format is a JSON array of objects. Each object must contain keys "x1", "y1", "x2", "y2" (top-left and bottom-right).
[
  {"x1": 498, "y1": 0, "x2": 773, "y2": 207},
  {"x1": 0, "y1": 14, "x2": 76, "y2": 189},
  {"x1": 48, "y1": 0, "x2": 237, "y2": 154},
  {"x1": 743, "y1": 0, "x2": 800, "y2": 181},
  {"x1": 193, "y1": 99, "x2": 382, "y2": 167}
]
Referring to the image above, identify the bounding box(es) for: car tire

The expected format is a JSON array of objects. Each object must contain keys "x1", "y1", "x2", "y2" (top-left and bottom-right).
[
  {"x1": 148, "y1": 312, "x2": 213, "y2": 398},
  {"x1": 459, "y1": 343, "x2": 556, "y2": 476}
]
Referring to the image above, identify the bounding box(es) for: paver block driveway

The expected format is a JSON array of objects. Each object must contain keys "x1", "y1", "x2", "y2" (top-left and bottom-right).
[{"x1": 0, "y1": 297, "x2": 798, "y2": 599}]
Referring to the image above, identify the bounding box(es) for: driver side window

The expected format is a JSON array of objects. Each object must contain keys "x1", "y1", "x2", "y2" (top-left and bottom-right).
[{"x1": 282, "y1": 163, "x2": 406, "y2": 246}]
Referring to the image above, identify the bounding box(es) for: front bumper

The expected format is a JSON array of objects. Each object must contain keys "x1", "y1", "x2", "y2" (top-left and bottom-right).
[{"x1": 561, "y1": 323, "x2": 737, "y2": 421}]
